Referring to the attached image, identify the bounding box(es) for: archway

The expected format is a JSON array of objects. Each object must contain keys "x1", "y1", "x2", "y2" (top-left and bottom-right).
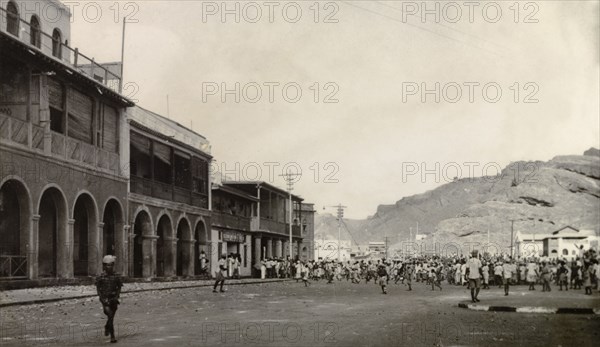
[
  {"x1": 156, "y1": 214, "x2": 173, "y2": 277},
  {"x1": 0, "y1": 179, "x2": 30, "y2": 278},
  {"x1": 176, "y1": 218, "x2": 191, "y2": 276},
  {"x1": 73, "y1": 193, "x2": 98, "y2": 276},
  {"x1": 194, "y1": 220, "x2": 208, "y2": 276},
  {"x1": 103, "y1": 199, "x2": 124, "y2": 256},
  {"x1": 6, "y1": 1, "x2": 19, "y2": 36},
  {"x1": 132, "y1": 210, "x2": 151, "y2": 278},
  {"x1": 38, "y1": 187, "x2": 67, "y2": 278}
]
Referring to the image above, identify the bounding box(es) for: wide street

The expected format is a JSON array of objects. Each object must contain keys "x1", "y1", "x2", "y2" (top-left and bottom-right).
[{"x1": 1, "y1": 279, "x2": 599, "y2": 347}]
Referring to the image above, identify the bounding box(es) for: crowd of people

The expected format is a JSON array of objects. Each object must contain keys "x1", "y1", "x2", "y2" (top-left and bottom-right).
[{"x1": 244, "y1": 247, "x2": 600, "y2": 300}]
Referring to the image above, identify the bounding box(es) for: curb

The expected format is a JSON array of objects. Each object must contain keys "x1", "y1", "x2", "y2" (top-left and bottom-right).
[
  {"x1": 458, "y1": 303, "x2": 600, "y2": 314},
  {"x1": 0, "y1": 279, "x2": 292, "y2": 308}
]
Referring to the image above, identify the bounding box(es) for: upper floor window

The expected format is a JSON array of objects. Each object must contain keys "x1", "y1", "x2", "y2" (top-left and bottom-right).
[
  {"x1": 6, "y1": 1, "x2": 19, "y2": 36},
  {"x1": 52, "y1": 29, "x2": 62, "y2": 59},
  {"x1": 30, "y1": 15, "x2": 41, "y2": 48}
]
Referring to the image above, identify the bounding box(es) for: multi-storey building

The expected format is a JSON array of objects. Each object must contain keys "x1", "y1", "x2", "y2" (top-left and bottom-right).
[
  {"x1": 223, "y1": 181, "x2": 306, "y2": 275},
  {"x1": 128, "y1": 106, "x2": 211, "y2": 279},
  {"x1": 296, "y1": 202, "x2": 315, "y2": 261},
  {"x1": 0, "y1": 0, "x2": 133, "y2": 280},
  {"x1": 211, "y1": 181, "x2": 258, "y2": 277}
]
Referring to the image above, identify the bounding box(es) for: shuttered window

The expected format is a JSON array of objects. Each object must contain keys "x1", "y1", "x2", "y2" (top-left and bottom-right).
[
  {"x1": 130, "y1": 131, "x2": 151, "y2": 178},
  {"x1": 153, "y1": 141, "x2": 172, "y2": 184},
  {"x1": 192, "y1": 157, "x2": 208, "y2": 194},
  {"x1": 48, "y1": 78, "x2": 64, "y2": 110},
  {"x1": 67, "y1": 88, "x2": 93, "y2": 143},
  {"x1": 103, "y1": 105, "x2": 118, "y2": 152}
]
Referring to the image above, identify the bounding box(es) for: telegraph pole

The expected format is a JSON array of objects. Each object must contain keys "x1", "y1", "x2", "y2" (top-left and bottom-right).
[
  {"x1": 509, "y1": 219, "x2": 516, "y2": 258},
  {"x1": 324, "y1": 204, "x2": 347, "y2": 260},
  {"x1": 280, "y1": 171, "x2": 301, "y2": 260},
  {"x1": 385, "y1": 236, "x2": 388, "y2": 259}
]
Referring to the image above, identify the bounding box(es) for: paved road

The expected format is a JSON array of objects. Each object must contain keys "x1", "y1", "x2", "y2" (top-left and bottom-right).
[{"x1": 1, "y1": 279, "x2": 598, "y2": 346}]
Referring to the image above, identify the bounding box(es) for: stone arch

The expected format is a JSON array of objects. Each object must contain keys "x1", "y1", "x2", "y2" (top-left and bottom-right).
[
  {"x1": 72, "y1": 191, "x2": 99, "y2": 276},
  {"x1": 102, "y1": 198, "x2": 125, "y2": 273},
  {"x1": 156, "y1": 213, "x2": 174, "y2": 277},
  {"x1": 176, "y1": 216, "x2": 192, "y2": 277},
  {"x1": 37, "y1": 184, "x2": 68, "y2": 278},
  {"x1": 194, "y1": 218, "x2": 209, "y2": 276},
  {"x1": 0, "y1": 178, "x2": 31, "y2": 278},
  {"x1": 132, "y1": 209, "x2": 152, "y2": 278}
]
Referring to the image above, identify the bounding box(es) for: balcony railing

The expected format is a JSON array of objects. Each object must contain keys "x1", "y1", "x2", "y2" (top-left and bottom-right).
[
  {"x1": 259, "y1": 218, "x2": 302, "y2": 237},
  {"x1": 212, "y1": 211, "x2": 251, "y2": 231},
  {"x1": 0, "y1": 255, "x2": 27, "y2": 279},
  {"x1": 0, "y1": 7, "x2": 121, "y2": 93},
  {"x1": 130, "y1": 176, "x2": 209, "y2": 209}
]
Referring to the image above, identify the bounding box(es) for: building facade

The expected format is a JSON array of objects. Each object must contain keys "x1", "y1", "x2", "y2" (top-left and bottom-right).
[
  {"x1": 297, "y1": 202, "x2": 315, "y2": 261},
  {"x1": 0, "y1": 0, "x2": 133, "y2": 280},
  {"x1": 128, "y1": 106, "x2": 211, "y2": 279},
  {"x1": 224, "y1": 181, "x2": 305, "y2": 275},
  {"x1": 211, "y1": 183, "x2": 258, "y2": 277}
]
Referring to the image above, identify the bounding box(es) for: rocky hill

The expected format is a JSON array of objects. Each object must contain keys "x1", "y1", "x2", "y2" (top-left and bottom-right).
[{"x1": 315, "y1": 148, "x2": 600, "y2": 253}]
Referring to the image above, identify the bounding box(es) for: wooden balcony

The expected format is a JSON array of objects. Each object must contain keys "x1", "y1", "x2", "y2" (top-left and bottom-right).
[
  {"x1": 130, "y1": 176, "x2": 209, "y2": 209},
  {"x1": 212, "y1": 211, "x2": 251, "y2": 231},
  {"x1": 258, "y1": 217, "x2": 302, "y2": 237},
  {"x1": 0, "y1": 113, "x2": 121, "y2": 176}
]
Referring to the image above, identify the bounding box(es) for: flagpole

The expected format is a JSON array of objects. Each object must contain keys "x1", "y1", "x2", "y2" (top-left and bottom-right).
[{"x1": 120, "y1": 17, "x2": 126, "y2": 93}]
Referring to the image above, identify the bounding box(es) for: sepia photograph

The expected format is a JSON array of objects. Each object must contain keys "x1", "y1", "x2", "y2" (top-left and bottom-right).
[{"x1": 0, "y1": 0, "x2": 599, "y2": 346}]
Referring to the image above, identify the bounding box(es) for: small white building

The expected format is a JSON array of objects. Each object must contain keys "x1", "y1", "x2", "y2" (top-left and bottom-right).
[
  {"x1": 543, "y1": 226, "x2": 599, "y2": 260},
  {"x1": 314, "y1": 239, "x2": 352, "y2": 261}
]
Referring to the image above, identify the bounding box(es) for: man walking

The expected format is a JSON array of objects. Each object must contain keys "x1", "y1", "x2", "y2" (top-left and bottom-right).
[
  {"x1": 213, "y1": 255, "x2": 227, "y2": 293},
  {"x1": 96, "y1": 255, "x2": 122, "y2": 343},
  {"x1": 377, "y1": 263, "x2": 389, "y2": 294},
  {"x1": 503, "y1": 258, "x2": 516, "y2": 296},
  {"x1": 466, "y1": 250, "x2": 482, "y2": 302}
]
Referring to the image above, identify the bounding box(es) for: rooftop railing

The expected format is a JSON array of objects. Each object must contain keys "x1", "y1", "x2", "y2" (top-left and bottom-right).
[{"x1": 0, "y1": 6, "x2": 121, "y2": 93}]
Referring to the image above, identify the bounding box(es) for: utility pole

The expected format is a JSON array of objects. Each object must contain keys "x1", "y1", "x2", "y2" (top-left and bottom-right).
[
  {"x1": 385, "y1": 236, "x2": 388, "y2": 259},
  {"x1": 324, "y1": 204, "x2": 347, "y2": 260},
  {"x1": 120, "y1": 17, "x2": 126, "y2": 93},
  {"x1": 509, "y1": 219, "x2": 516, "y2": 258},
  {"x1": 280, "y1": 171, "x2": 301, "y2": 260}
]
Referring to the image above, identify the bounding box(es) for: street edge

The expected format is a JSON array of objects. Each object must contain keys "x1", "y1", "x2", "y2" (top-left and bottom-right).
[
  {"x1": 457, "y1": 303, "x2": 600, "y2": 314},
  {"x1": 0, "y1": 279, "x2": 293, "y2": 308}
]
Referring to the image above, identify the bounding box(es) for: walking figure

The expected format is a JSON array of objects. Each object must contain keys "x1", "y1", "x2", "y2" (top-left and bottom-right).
[
  {"x1": 377, "y1": 264, "x2": 388, "y2": 294},
  {"x1": 213, "y1": 255, "x2": 227, "y2": 293},
  {"x1": 96, "y1": 255, "x2": 123, "y2": 344}
]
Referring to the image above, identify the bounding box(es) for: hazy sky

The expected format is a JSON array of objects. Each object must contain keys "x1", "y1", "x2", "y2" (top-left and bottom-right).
[{"x1": 67, "y1": 0, "x2": 599, "y2": 219}]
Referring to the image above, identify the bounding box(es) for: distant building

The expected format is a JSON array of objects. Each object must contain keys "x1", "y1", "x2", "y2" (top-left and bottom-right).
[
  {"x1": 368, "y1": 242, "x2": 386, "y2": 257},
  {"x1": 514, "y1": 231, "x2": 545, "y2": 258},
  {"x1": 211, "y1": 181, "x2": 258, "y2": 277},
  {"x1": 543, "y1": 226, "x2": 598, "y2": 260},
  {"x1": 224, "y1": 181, "x2": 308, "y2": 275},
  {"x1": 515, "y1": 226, "x2": 599, "y2": 260},
  {"x1": 296, "y1": 203, "x2": 315, "y2": 261},
  {"x1": 314, "y1": 239, "x2": 351, "y2": 261}
]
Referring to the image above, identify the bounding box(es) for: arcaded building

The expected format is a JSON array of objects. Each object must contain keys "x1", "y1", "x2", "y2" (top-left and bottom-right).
[
  {"x1": 128, "y1": 106, "x2": 212, "y2": 279},
  {"x1": 0, "y1": 0, "x2": 133, "y2": 280}
]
